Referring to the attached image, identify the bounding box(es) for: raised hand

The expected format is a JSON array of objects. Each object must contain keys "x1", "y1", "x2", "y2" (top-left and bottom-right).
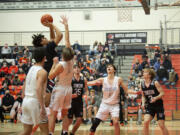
[{"x1": 60, "y1": 15, "x2": 68, "y2": 26}]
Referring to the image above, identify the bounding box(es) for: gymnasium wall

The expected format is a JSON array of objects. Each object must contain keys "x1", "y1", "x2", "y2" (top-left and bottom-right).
[{"x1": 0, "y1": 7, "x2": 180, "y2": 46}]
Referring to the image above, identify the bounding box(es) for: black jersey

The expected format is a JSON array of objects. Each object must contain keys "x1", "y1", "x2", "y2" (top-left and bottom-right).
[
  {"x1": 141, "y1": 80, "x2": 163, "y2": 106},
  {"x1": 44, "y1": 41, "x2": 58, "y2": 73},
  {"x1": 71, "y1": 76, "x2": 85, "y2": 103}
]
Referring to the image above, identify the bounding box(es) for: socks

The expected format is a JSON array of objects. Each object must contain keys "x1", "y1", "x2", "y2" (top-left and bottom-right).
[{"x1": 61, "y1": 131, "x2": 68, "y2": 135}]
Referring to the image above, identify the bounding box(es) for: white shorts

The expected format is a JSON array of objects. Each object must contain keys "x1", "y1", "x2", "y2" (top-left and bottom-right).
[
  {"x1": 21, "y1": 97, "x2": 48, "y2": 125},
  {"x1": 96, "y1": 102, "x2": 119, "y2": 121},
  {"x1": 49, "y1": 85, "x2": 72, "y2": 111}
]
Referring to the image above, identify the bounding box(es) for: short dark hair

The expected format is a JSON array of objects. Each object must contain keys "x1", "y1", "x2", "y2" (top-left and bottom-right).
[
  {"x1": 62, "y1": 47, "x2": 75, "y2": 61},
  {"x1": 32, "y1": 33, "x2": 44, "y2": 47},
  {"x1": 107, "y1": 64, "x2": 117, "y2": 71},
  {"x1": 33, "y1": 47, "x2": 46, "y2": 63}
]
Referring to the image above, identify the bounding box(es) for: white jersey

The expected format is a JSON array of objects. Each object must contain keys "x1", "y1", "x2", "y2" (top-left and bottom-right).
[
  {"x1": 24, "y1": 65, "x2": 43, "y2": 98},
  {"x1": 56, "y1": 60, "x2": 74, "y2": 87},
  {"x1": 102, "y1": 76, "x2": 120, "y2": 105}
]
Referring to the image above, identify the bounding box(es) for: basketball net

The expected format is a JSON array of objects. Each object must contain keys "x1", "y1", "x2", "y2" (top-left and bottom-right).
[
  {"x1": 114, "y1": 0, "x2": 133, "y2": 22},
  {"x1": 118, "y1": 8, "x2": 133, "y2": 22}
]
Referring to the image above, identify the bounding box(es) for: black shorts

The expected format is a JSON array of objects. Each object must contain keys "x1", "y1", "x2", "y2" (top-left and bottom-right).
[
  {"x1": 145, "y1": 104, "x2": 165, "y2": 120},
  {"x1": 46, "y1": 79, "x2": 55, "y2": 93},
  {"x1": 68, "y1": 102, "x2": 83, "y2": 119}
]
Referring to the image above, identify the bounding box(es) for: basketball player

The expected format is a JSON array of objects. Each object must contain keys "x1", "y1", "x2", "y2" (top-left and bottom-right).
[
  {"x1": 141, "y1": 68, "x2": 169, "y2": 135},
  {"x1": 87, "y1": 64, "x2": 140, "y2": 135},
  {"x1": 65, "y1": 64, "x2": 88, "y2": 135},
  {"x1": 48, "y1": 16, "x2": 74, "y2": 135},
  {"x1": 21, "y1": 47, "x2": 48, "y2": 135},
  {"x1": 32, "y1": 20, "x2": 63, "y2": 107}
]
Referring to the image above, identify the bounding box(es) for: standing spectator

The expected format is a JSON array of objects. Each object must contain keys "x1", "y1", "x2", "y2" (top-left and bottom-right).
[
  {"x1": 1, "y1": 43, "x2": 11, "y2": 58},
  {"x1": 12, "y1": 43, "x2": 19, "y2": 59},
  {"x1": 165, "y1": 68, "x2": 179, "y2": 89}
]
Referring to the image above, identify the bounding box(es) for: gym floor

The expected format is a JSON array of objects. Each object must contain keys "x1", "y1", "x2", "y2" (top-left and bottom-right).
[{"x1": 0, "y1": 121, "x2": 180, "y2": 135}]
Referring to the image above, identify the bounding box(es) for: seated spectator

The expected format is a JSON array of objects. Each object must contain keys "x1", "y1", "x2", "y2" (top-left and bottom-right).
[
  {"x1": 1, "y1": 58, "x2": 10, "y2": 67},
  {"x1": 90, "y1": 57, "x2": 99, "y2": 71},
  {"x1": 141, "y1": 57, "x2": 149, "y2": 69},
  {"x1": 8, "y1": 61, "x2": 18, "y2": 75},
  {"x1": 102, "y1": 47, "x2": 113, "y2": 64},
  {"x1": 156, "y1": 64, "x2": 168, "y2": 84},
  {"x1": 1, "y1": 43, "x2": 11, "y2": 58},
  {"x1": 163, "y1": 55, "x2": 172, "y2": 72},
  {"x1": 154, "y1": 58, "x2": 161, "y2": 72},
  {"x1": 72, "y1": 40, "x2": 81, "y2": 55},
  {"x1": 89, "y1": 41, "x2": 98, "y2": 56},
  {"x1": 97, "y1": 42, "x2": 104, "y2": 54},
  {"x1": 0, "y1": 82, "x2": 8, "y2": 95},
  {"x1": 1, "y1": 90, "x2": 14, "y2": 122},
  {"x1": 0, "y1": 62, "x2": 9, "y2": 77},
  {"x1": 2, "y1": 75, "x2": 11, "y2": 86},
  {"x1": 97, "y1": 59, "x2": 107, "y2": 77},
  {"x1": 17, "y1": 67, "x2": 25, "y2": 74},
  {"x1": 165, "y1": 68, "x2": 179, "y2": 89},
  {"x1": 12, "y1": 74, "x2": 22, "y2": 86},
  {"x1": 18, "y1": 54, "x2": 29, "y2": 66},
  {"x1": 128, "y1": 76, "x2": 135, "y2": 88},
  {"x1": 21, "y1": 61, "x2": 32, "y2": 74},
  {"x1": 10, "y1": 92, "x2": 22, "y2": 122},
  {"x1": 127, "y1": 86, "x2": 139, "y2": 107},
  {"x1": 87, "y1": 90, "x2": 100, "y2": 124},
  {"x1": 132, "y1": 59, "x2": 142, "y2": 77},
  {"x1": 24, "y1": 48, "x2": 32, "y2": 59},
  {"x1": 81, "y1": 62, "x2": 91, "y2": 75},
  {"x1": 12, "y1": 43, "x2": 19, "y2": 59}
]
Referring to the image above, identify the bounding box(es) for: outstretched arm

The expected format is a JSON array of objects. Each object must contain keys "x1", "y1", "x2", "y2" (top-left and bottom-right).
[
  {"x1": 119, "y1": 77, "x2": 141, "y2": 95},
  {"x1": 60, "y1": 15, "x2": 71, "y2": 48},
  {"x1": 87, "y1": 78, "x2": 103, "y2": 86}
]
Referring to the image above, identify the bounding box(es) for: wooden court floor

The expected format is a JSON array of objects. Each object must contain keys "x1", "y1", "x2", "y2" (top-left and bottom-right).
[{"x1": 0, "y1": 121, "x2": 180, "y2": 135}]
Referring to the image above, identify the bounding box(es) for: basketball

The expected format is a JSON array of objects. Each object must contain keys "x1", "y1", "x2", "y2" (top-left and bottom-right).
[{"x1": 41, "y1": 14, "x2": 53, "y2": 25}]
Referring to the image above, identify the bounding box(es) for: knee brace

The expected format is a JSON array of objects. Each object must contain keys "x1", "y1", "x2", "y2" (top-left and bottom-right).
[{"x1": 90, "y1": 118, "x2": 102, "y2": 132}]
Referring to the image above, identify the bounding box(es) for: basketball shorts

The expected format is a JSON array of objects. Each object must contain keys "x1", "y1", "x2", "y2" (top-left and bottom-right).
[
  {"x1": 21, "y1": 97, "x2": 48, "y2": 125},
  {"x1": 96, "y1": 102, "x2": 119, "y2": 121},
  {"x1": 49, "y1": 85, "x2": 72, "y2": 111},
  {"x1": 46, "y1": 79, "x2": 55, "y2": 93},
  {"x1": 68, "y1": 102, "x2": 83, "y2": 119},
  {"x1": 145, "y1": 104, "x2": 165, "y2": 120}
]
